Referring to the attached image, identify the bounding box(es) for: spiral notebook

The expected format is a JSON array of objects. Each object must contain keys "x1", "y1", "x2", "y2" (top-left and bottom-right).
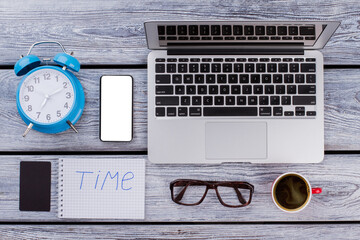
[{"x1": 58, "y1": 158, "x2": 145, "y2": 219}]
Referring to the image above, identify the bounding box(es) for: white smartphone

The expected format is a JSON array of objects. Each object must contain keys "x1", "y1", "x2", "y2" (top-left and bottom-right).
[{"x1": 100, "y1": 76, "x2": 133, "y2": 141}]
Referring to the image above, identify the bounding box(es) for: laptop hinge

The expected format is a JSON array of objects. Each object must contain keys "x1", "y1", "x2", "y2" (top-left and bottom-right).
[{"x1": 167, "y1": 48, "x2": 304, "y2": 55}]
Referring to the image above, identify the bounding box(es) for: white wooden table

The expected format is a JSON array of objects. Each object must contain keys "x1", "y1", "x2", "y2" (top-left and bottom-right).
[{"x1": 1, "y1": 0, "x2": 360, "y2": 239}]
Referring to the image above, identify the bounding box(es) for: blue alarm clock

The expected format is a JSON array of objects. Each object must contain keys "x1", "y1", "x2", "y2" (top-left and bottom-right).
[{"x1": 14, "y1": 41, "x2": 85, "y2": 137}]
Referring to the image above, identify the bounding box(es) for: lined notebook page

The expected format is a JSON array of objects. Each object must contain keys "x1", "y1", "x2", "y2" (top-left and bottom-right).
[{"x1": 58, "y1": 158, "x2": 145, "y2": 219}]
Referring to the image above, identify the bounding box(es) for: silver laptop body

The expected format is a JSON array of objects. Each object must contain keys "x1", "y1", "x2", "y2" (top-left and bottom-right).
[{"x1": 145, "y1": 21, "x2": 339, "y2": 164}]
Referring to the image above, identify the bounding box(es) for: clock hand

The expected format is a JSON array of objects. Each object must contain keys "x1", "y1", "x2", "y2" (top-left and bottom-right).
[
  {"x1": 49, "y1": 87, "x2": 64, "y2": 97},
  {"x1": 40, "y1": 94, "x2": 50, "y2": 110}
]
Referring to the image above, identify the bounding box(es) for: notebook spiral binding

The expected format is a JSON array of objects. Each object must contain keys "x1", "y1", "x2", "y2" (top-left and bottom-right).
[{"x1": 58, "y1": 158, "x2": 64, "y2": 218}]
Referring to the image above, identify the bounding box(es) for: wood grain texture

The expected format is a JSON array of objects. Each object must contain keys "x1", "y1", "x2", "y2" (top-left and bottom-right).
[
  {"x1": 0, "y1": 224, "x2": 359, "y2": 240},
  {"x1": 0, "y1": 0, "x2": 357, "y2": 65},
  {"x1": 2, "y1": 68, "x2": 360, "y2": 151},
  {"x1": 1, "y1": 155, "x2": 360, "y2": 222}
]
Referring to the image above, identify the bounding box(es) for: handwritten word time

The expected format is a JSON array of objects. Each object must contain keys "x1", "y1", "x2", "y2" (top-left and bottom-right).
[{"x1": 75, "y1": 171, "x2": 134, "y2": 190}]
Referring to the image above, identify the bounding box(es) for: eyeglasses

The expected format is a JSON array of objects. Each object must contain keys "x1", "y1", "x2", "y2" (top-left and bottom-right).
[{"x1": 170, "y1": 179, "x2": 254, "y2": 208}]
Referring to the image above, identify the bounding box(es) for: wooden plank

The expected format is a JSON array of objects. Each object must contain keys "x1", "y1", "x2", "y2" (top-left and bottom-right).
[
  {"x1": 1, "y1": 154, "x2": 360, "y2": 222},
  {"x1": 2, "y1": 68, "x2": 360, "y2": 151},
  {"x1": 0, "y1": 0, "x2": 356, "y2": 65},
  {"x1": 0, "y1": 224, "x2": 359, "y2": 239}
]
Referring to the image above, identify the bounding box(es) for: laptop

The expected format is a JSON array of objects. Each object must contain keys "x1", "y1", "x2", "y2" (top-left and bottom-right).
[{"x1": 145, "y1": 21, "x2": 340, "y2": 164}]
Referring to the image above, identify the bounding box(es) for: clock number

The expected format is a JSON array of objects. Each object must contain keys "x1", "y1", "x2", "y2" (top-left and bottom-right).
[
  {"x1": 46, "y1": 114, "x2": 51, "y2": 120},
  {"x1": 36, "y1": 112, "x2": 41, "y2": 119},
  {"x1": 55, "y1": 76, "x2": 59, "y2": 82},
  {"x1": 64, "y1": 102, "x2": 69, "y2": 109},
  {"x1": 63, "y1": 82, "x2": 67, "y2": 88},
  {"x1": 57, "y1": 110, "x2": 61, "y2": 117},
  {"x1": 24, "y1": 95, "x2": 29, "y2": 102},
  {"x1": 34, "y1": 77, "x2": 40, "y2": 84},
  {"x1": 66, "y1": 92, "x2": 71, "y2": 99},
  {"x1": 27, "y1": 85, "x2": 34, "y2": 92},
  {"x1": 43, "y1": 73, "x2": 50, "y2": 80},
  {"x1": 27, "y1": 105, "x2": 32, "y2": 111}
]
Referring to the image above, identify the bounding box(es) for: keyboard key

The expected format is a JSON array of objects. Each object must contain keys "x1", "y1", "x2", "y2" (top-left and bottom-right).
[
  {"x1": 301, "y1": 63, "x2": 316, "y2": 72},
  {"x1": 156, "y1": 75, "x2": 171, "y2": 84},
  {"x1": 265, "y1": 85, "x2": 275, "y2": 94},
  {"x1": 259, "y1": 96, "x2": 269, "y2": 105},
  {"x1": 213, "y1": 58, "x2": 223, "y2": 62},
  {"x1": 248, "y1": 96, "x2": 258, "y2": 105},
  {"x1": 239, "y1": 74, "x2": 250, "y2": 83},
  {"x1": 300, "y1": 26, "x2": 315, "y2": 35},
  {"x1": 225, "y1": 58, "x2": 235, "y2": 62},
  {"x1": 287, "y1": 85, "x2": 297, "y2": 94},
  {"x1": 198, "y1": 85, "x2": 207, "y2": 94},
  {"x1": 206, "y1": 75, "x2": 216, "y2": 83},
  {"x1": 233, "y1": 25, "x2": 243, "y2": 35},
  {"x1": 242, "y1": 85, "x2": 252, "y2": 94},
  {"x1": 295, "y1": 107, "x2": 305, "y2": 116},
  {"x1": 167, "y1": 107, "x2": 176, "y2": 117},
  {"x1": 267, "y1": 63, "x2": 277, "y2": 72},
  {"x1": 278, "y1": 63, "x2": 288, "y2": 72},
  {"x1": 200, "y1": 25, "x2": 210, "y2": 35},
  {"x1": 259, "y1": 107, "x2": 271, "y2": 116},
  {"x1": 251, "y1": 74, "x2": 261, "y2": 83},
  {"x1": 189, "y1": 64, "x2": 199, "y2": 73},
  {"x1": 195, "y1": 75, "x2": 205, "y2": 84},
  {"x1": 259, "y1": 36, "x2": 269, "y2": 40},
  {"x1": 306, "y1": 58, "x2": 316, "y2": 62},
  {"x1": 295, "y1": 74, "x2": 305, "y2": 83},
  {"x1": 284, "y1": 74, "x2": 294, "y2": 83},
  {"x1": 178, "y1": 64, "x2": 188, "y2": 73},
  {"x1": 212, "y1": 63, "x2": 221, "y2": 72},
  {"x1": 222, "y1": 25, "x2": 232, "y2": 35},
  {"x1": 236, "y1": 58, "x2": 247, "y2": 62},
  {"x1": 156, "y1": 107, "x2": 165, "y2": 116},
  {"x1": 200, "y1": 63, "x2": 210, "y2": 73},
  {"x1": 228, "y1": 74, "x2": 238, "y2": 83},
  {"x1": 284, "y1": 111, "x2": 294, "y2": 116},
  {"x1": 217, "y1": 74, "x2": 227, "y2": 83},
  {"x1": 166, "y1": 26, "x2": 176, "y2": 35},
  {"x1": 271, "y1": 58, "x2": 281, "y2": 62},
  {"x1": 248, "y1": 36, "x2": 258, "y2": 40},
  {"x1": 262, "y1": 74, "x2": 271, "y2": 83},
  {"x1": 156, "y1": 64, "x2": 165, "y2": 73},
  {"x1": 281, "y1": 96, "x2": 291, "y2": 105},
  {"x1": 189, "y1": 25, "x2": 199, "y2": 35},
  {"x1": 248, "y1": 58, "x2": 258, "y2": 62},
  {"x1": 223, "y1": 64, "x2": 232, "y2": 72},
  {"x1": 294, "y1": 36, "x2": 304, "y2": 40},
  {"x1": 271, "y1": 36, "x2": 281, "y2": 40},
  {"x1": 184, "y1": 75, "x2": 193, "y2": 84},
  {"x1": 175, "y1": 85, "x2": 185, "y2": 95},
  {"x1": 245, "y1": 63, "x2": 255, "y2": 72},
  {"x1": 277, "y1": 26, "x2": 287, "y2": 35},
  {"x1": 231, "y1": 85, "x2": 241, "y2": 94},
  {"x1": 276, "y1": 85, "x2": 285, "y2": 94},
  {"x1": 213, "y1": 37, "x2": 223, "y2": 40},
  {"x1": 190, "y1": 107, "x2": 202, "y2": 116},
  {"x1": 306, "y1": 74, "x2": 316, "y2": 83},
  {"x1": 273, "y1": 107, "x2": 283, "y2": 116},
  {"x1": 220, "y1": 85, "x2": 230, "y2": 94},
  {"x1": 273, "y1": 74, "x2": 282, "y2": 83},
  {"x1": 204, "y1": 107, "x2": 257, "y2": 116},
  {"x1": 181, "y1": 96, "x2": 190, "y2": 105},
  {"x1": 177, "y1": 25, "x2": 187, "y2": 35},
  {"x1": 156, "y1": 96, "x2": 179, "y2": 105},
  {"x1": 307, "y1": 111, "x2": 316, "y2": 116},
  {"x1": 293, "y1": 96, "x2": 316, "y2": 105},
  {"x1": 173, "y1": 75, "x2": 182, "y2": 84},
  {"x1": 211, "y1": 25, "x2": 221, "y2": 35},
  {"x1": 266, "y1": 26, "x2": 276, "y2": 35},
  {"x1": 282, "y1": 36, "x2": 292, "y2": 40},
  {"x1": 255, "y1": 26, "x2": 265, "y2": 35},
  {"x1": 237, "y1": 96, "x2": 246, "y2": 105},
  {"x1": 294, "y1": 58, "x2": 304, "y2": 62},
  {"x1": 155, "y1": 58, "x2": 165, "y2": 62},
  {"x1": 298, "y1": 85, "x2": 316, "y2": 94},
  {"x1": 226, "y1": 96, "x2": 236, "y2": 105},
  {"x1": 290, "y1": 63, "x2": 299, "y2": 72},
  {"x1": 179, "y1": 58, "x2": 189, "y2": 62},
  {"x1": 270, "y1": 96, "x2": 280, "y2": 105},
  {"x1": 254, "y1": 85, "x2": 263, "y2": 94},
  {"x1": 158, "y1": 26, "x2": 165, "y2": 35},
  {"x1": 186, "y1": 85, "x2": 196, "y2": 94},
  {"x1": 156, "y1": 85, "x2": 173, "y2": 95},
  {"x1": 178, "y1": 107, "x2": 188, "y2": 116},
  {"x1": 305, "y1": 37, "x2": 315, "y2": 40},
  {"x1": 289, "y1": 26, "x2": 298, "y2": 35},
  {"x1": 256, "y1": 63, "x2": 266, "y2": 72},
  {"x1": 215, "y1": 96, "x2": 224, "y2": 105},
  {"x1": 203, "y1": 96, "x2": 213, "y2": 105},
  {"x1": 209, "y1": 85, "x2": 219, "y2": 94},
  {"x1": 244, "y1": 26, "x2": 254, "y2": 35},
  {"x1": 283, "y1": 58, "x2": 293, "y2": 62},
  {"x1": 167, "y1": 64, "x2": 176, "y2": 73},
  {"x1": 192, "y1": 96, "x2": 202, "y2": 105},
  {"x1": 178, "y1": 36, "x2": 188, "y2": 40}
]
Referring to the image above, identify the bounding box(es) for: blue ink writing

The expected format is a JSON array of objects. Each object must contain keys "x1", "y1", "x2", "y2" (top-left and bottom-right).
[
  {"x1": 94, "y1": 171, "x2": 100, "y2": 189},
  {"x1": 76, "y1": 171, "x2": 94, "y2": 190},
  {"x1": 101, "y1": 171, "x2": 119, "y2": 190},
  {"x1": 121, "y1": 171, "x2": 134, "y2": 190}
]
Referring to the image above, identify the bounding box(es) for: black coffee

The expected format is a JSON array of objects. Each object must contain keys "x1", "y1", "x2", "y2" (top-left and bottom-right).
[{"x1": 274, "y1": 175, "x2": 308, "y2": 210}]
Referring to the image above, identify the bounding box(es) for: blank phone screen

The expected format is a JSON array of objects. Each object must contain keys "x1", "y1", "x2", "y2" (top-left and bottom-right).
[{"x1": 100, "y1": 76, "x2": 133, "y2": 141}]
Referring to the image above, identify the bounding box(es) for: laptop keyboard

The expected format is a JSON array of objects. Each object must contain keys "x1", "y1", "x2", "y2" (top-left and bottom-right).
[
  {"x1": 154, "y1": 57, "x2": 317, "y2": 118},
  {"x1": 157, "y1": 24, "x2": 316, "y2": 42}
]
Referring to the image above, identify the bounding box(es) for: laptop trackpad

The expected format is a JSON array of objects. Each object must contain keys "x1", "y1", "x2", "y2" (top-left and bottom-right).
[{"x1": 205, "y1": 122, "x2": 267, "y2": 160}]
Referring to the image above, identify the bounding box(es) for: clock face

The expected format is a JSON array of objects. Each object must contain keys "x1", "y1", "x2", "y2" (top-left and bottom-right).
[{"x1": 19, "y1": 68, "x2": 75, "y2": 124}]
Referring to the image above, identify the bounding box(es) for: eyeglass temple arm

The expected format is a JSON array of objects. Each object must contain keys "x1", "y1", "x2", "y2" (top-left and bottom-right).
[
  {"x1": 234, "y1": 187, "x2": 247, "y2": 204},
  {"x1": 174, "y1": 185, "x2": 188, "y2": 202}
]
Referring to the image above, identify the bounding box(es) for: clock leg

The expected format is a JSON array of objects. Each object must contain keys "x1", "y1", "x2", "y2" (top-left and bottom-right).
[
  {"x1": 66, "y1": 120, "x2": 78, "y2": 133},
  {"x1": 22, "y1": 123, "x2": 33, "y2": 137}
]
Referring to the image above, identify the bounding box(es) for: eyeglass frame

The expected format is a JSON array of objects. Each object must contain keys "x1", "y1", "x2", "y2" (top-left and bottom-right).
[{"x1": 170, "y1": 179, "x2": 254, "y2": 208}]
